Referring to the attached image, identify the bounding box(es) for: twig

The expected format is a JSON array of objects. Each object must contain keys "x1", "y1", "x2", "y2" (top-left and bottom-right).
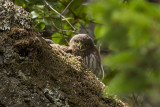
[
  {"x1": 44, "y1": 0, "x2": 76, "y2": 31},
  {"x1": 132, "y1": 93, "x2": 141, "y2": 107},
  {"x1": 61, "y1": 0, "x2": 74, "y2": 15},
  {"x1": 59, "y1": 16, "x2": 69, "y2": 44},
  {"x1": 52, "y1": 21, "x2": 69, "y2": 44},
  {"x1": 52, "y1": 21, "x2": 75, "y2": 33}
]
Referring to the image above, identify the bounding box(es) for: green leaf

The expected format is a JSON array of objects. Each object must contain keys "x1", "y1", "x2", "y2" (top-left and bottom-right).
[
  {"x1": 52, "y1": 33, "x2": 63, "y2": 44},
  {"x1": 31, "y1": 11, "x2": 39, "y2": 18},
  {"x1": 36, "y1": 22, "x2": 45, "y2": 31},
  {"x1": 15, "y1": 0, "x2": 26, "y2": 7}
]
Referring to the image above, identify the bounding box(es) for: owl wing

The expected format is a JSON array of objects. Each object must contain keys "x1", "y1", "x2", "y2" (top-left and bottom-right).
[{"x1": 44, "y1": 38, "x2": 72, "y2": 53}]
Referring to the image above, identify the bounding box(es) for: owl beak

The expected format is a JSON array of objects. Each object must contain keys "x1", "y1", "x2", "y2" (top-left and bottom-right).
[
  {"x1": 77, "y1": 42, "x2": 83, "y2": 50},
  {"x1": 79, "y1": 44, "x2": 83, "y2": 50}
]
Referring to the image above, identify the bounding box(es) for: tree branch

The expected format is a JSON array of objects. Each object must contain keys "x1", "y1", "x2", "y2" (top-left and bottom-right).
[
  {"x1": 61, "y1": 0, "x2": 74, "y2": 15},
  {"x1": 44, "y1": 0, "x2": 76, "y2": 31}
]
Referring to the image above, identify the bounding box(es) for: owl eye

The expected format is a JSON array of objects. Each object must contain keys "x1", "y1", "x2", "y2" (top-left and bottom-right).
[
  {"x1": 84, "y1": 43, "x2": 88, "y2": 47},
  {"x1": 75, "y1": 41, "x2": 79, "y2": 44}
]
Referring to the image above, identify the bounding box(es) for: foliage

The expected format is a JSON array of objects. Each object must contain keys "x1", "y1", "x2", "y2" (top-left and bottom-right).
[
  {"x1": 14, "y1": 0, "x2": 91, "y2": 45},
  {"x1": 90, "y1": 0, "x2": 160, "y2": 106}
]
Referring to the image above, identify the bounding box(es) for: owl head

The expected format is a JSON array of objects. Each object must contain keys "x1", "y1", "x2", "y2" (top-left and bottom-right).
[{"x1": 69, "y1": 34, "x2": 95, "y2": 51}]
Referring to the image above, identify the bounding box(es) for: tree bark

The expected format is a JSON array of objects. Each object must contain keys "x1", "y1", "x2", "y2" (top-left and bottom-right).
[{"x1": 0, "y1": 0, "x2": 128, "y2": 107}]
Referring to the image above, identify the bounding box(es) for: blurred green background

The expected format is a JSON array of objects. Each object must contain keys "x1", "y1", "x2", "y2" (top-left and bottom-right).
[{"x1": 13, "y1": 0, "x2": 160, "y2": 106}]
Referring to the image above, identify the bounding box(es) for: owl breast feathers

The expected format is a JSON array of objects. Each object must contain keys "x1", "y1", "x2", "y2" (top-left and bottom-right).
[{"x1": 48, "y1": 34, "x2": 104, "y2": 79}]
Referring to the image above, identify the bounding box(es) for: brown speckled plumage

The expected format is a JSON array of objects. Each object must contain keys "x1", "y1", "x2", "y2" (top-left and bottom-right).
[{"x1": 69, "y1": 34, "x2": 104, "y2": 78}]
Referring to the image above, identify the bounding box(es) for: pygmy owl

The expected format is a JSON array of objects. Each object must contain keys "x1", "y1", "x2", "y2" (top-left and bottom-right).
[
  {"x1": 69, "y1": 34, "x2": 104, "y2": 79},
  {"x1": 47, "y1": 34, "x2": 104, "y2": 79}
]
